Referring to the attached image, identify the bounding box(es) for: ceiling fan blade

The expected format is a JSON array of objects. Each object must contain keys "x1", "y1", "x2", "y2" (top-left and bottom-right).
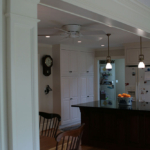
[
  {"x1": 49, "y1": 20, "x2": 63, "y2": 27},
  {"x1": 38, "y1": 35, "x2": 65, "y2": 38},
  {"x1": 81, "y1": 30, "x2": 106, "y2": 36},
  {"x1": 54, "y1": 27, "x2": 68, "y2": 33}
]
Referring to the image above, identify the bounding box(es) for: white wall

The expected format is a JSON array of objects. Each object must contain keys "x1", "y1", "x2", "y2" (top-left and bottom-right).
[
  {"x1": 115, "y1": 59, "x2": 125, "y2": 97},
  {"x1": 38, "y1": 44, "x2": 53, "y2": 113}
]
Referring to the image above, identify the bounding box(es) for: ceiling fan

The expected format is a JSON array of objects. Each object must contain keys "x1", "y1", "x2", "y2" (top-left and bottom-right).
[{"x1": 38, "y1": 24, "x2": 106, "y2": 43}]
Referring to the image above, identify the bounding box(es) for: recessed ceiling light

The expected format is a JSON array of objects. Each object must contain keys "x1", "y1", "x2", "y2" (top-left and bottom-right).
[
  {"x1": 45, "y1": 36, "x2": 50, "y2": 38},
  {"x1": 99, "y1": 37, "x2": 103, "y2": 40},
  {"x1": 78, "y1": 41, "x2": 82, "y2": 43},
  {"x1": 101, "y1": 45, "x2": 105, "y2": 47}
]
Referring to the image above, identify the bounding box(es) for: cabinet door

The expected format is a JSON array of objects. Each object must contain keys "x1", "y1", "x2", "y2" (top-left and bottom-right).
[
  {"x1": 87, "y1": 76, "x2": 94, "y2": 97},
  {"x1": 143, "y1": 48, "x2": 150, "y2": 65},
  {"x1": 61, "y1": 78, "x2": 71, "y2": 124},
  {"x1": 126, "y1": 49, "x2": 139, "y2": 65},
  {"x1": 79, "y1": 52, "x2": 87, "y2": 74},
  {"x1": 70, "y1": 77, "x2": 78, "y2": 98},
  {"x1": 69, "y1": 51, "x2": 78, "y2": 75},
  {"x1": 86, "y1": 52, "x2": 94, "y2": 75},
  {"x1": 61, "y1": 50, "x2": 70, "y2": 76},
  {"x1": 70, "y1": 98, "x2": 79, "y2": 122},
  {"x1": 70, "y1": 77, "x2": 79, "y2": 121},
  {"x1": 87, "y1": 96, "x2": 94, "y2": 102},
  {"x1": 80, "y1": 77, "x2": 87, "y2": 100}
]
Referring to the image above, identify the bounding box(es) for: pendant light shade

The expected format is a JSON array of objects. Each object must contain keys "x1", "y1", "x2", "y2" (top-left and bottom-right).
[
  {"x1": 138, "y1": 61, "x2": 145, "y2": 68},
  {"x1": 138, "y1": 37, "x2": 145, "y2": 69},
  {"x1": 106, "y1": 62, "x2": 112, "y2": 69},
  {"x1": 106, "y1": 34, "x2": 112, "y2": 69}
]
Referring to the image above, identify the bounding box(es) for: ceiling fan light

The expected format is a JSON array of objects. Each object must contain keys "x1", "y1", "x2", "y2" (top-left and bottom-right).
[
  {"x1": 46, "y1": 36, "x2": 50, "y2": 38},
  {"x1": 106, "y1": 62, "x2": 112, "y2": 69},
  {"x1": 138, "y1": 61, "x2": 145, "y2": 69}
]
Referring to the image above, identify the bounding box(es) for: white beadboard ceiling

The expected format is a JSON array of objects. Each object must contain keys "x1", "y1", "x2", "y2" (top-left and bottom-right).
[
  {"x1": 137, "y1": 0, "x2": 150, "y2": 8},
  {"x1": 38, "y1": 4, "x2": 150, "y2": 49}
]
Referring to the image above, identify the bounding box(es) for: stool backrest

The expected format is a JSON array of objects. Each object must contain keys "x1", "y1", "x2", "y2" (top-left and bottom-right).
[
  {"x1": 39, "y1": 112, "x2": 61, "y2": 138},
  {"x1": 55, "y1": 124, "x2": 85, "y2": 150}
]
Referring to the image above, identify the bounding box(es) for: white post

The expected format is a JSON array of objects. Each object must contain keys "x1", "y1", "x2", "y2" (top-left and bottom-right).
[
  {"x1": 0, "y1": 0, "x2": 40, "y2": 150},
  {"x1": 0, "y1": 0, "x2": 8, "y2": 150}
]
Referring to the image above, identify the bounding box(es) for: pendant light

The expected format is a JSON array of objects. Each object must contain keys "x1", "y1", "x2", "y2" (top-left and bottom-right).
[
  {"x1": 106, "y1": 34, "x2": 112, "y2": 69},
  {"x1": 138, "y1": 37, "x2": 145, "y2": 68}
]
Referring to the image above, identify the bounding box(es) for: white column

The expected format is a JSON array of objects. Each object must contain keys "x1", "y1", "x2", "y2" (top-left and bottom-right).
[
  {"x1": 0, "y1": 0, "x2": 8, "y2": 150},
  {"x1": 3, "y1": 0, "x2": 40, "y2": 150}
]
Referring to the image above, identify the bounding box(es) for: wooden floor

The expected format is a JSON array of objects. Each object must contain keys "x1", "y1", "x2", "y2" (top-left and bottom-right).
[{"x1": 40, "y1": 136, "x2": 105, "y2": 150}]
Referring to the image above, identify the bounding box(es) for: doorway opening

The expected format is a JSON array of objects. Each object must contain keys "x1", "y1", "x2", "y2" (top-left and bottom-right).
[{"x1": 99, "y1": 59, "x2": 125, "y2": 107}]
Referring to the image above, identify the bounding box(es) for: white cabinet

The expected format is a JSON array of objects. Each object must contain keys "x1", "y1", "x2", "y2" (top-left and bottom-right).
[
  {"x1": 61, "y1": 50, "x2": 78, "y2": 76},
  {"x1": 125, "y1": 48, "x2": 139, "y2": 65},
  {"x1": 61, "y1": 77, "x2": 79, "y2": 125},
  {"x1": 80, "y1": 76, "x2": 94, "y2": 104},
  {"x1": 125, "y1": 48, "x2": 150, "y2": 65},
  {"x1": 53, "y1": 45, "x2": 95, "y2": 127},
  {"x1": 79, "y1": 52, "x2": 94, "y2": 75},
  {"x1": 143, "y1": 48, "x2": 150, "y2": 65}
]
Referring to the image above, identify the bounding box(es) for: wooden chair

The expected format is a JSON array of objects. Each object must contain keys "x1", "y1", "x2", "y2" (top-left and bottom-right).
[
  {"x1": 39, "y1": 112, "x2": 61, "y2": 138},
  {"x1": 55, "y1": 124, "x2": 85, "y2": 150}
]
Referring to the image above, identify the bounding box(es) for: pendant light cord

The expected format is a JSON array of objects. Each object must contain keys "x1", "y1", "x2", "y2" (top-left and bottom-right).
[
  {"x1": 140, "y1": 36, "x2": 142, "y2": 55},
  {"x1": 108, "y1": 35, "x2": 109, "y2": 56},
  {"x1": 106, "y1": 34, "x2": 111, "y2": 57}
]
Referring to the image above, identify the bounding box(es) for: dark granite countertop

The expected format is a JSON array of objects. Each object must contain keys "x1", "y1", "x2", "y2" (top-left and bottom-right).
[{"x1": 72, "y1": 101, "x2": 150, "y2": 112}]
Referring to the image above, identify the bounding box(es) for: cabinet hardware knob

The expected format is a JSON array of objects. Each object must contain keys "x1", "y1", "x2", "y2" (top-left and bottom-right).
[
  {"x1": 69, "y1": 71, "x2": 72, "y2": 73},
  {"x1": 87, "y1": 71, "x2": 89, "y2": 73},
  {"x1": 70, "y1": 98, "x2": 73, "y2": 100},
  {"x1": 87, "y1": 96, "x2": 89, "y2": 97}
]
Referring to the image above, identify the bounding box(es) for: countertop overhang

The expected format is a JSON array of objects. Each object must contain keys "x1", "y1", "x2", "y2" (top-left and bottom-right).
[{"x1": 72, "y1": 101, "x2": 150, "y2": 112}]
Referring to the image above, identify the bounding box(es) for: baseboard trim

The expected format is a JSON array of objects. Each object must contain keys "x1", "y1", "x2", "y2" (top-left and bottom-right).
[{"x1": 59, "y1": 120, "x2": 81, "y2": 129}]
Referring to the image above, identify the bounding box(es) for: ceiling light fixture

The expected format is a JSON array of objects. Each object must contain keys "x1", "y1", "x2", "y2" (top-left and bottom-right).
[
  {"x1": 78, "y1": 41, "x2": 82, "y2": 43},
  {"x1": 45, "y1": 36, "x2": 50, "y2": 38},
  {"x1": 99, "y1": 37, "x2": 103, "y2": 40},
  {"x1": 138, "y1": 37, "x2": 145, "y2": 69},
  {"x1": 106, "y1": 34, "x2": 112, "y2": 70},
  {"x1": 101, "y1": 45, "x2": 105, "y2": 47}
]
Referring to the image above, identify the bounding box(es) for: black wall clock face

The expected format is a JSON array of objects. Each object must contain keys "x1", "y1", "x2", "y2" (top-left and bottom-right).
[
  {"x1": 45, "y1": 57, "x2": 52, "y2": 67},
  {"x1": 42, "y1": 55, "x2": 53, "y2": 76}
]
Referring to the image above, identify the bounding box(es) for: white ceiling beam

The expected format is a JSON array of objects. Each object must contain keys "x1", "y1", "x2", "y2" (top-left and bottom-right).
[{"x1": 40, "y1": 0, "x2": 150, "y2": 39}]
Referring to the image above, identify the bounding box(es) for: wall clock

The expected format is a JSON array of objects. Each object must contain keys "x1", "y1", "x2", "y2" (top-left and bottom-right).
[{"x1": 42, "y1": 55, "x2": 53, "y2": 76}]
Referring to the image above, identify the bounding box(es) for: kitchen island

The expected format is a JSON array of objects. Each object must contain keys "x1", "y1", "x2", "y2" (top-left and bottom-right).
[{"x1": 72, "y1": 101, "x2": 150, "y2": 150}]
